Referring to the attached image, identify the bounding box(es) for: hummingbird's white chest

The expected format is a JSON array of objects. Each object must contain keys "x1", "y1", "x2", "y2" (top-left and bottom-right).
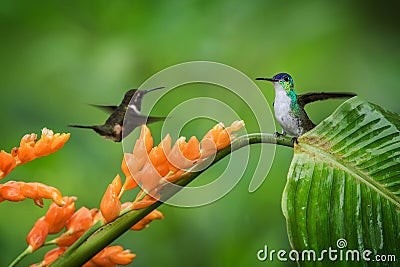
[{"x1": 274, "y1": 92, "x2": 301, "y2": 136}]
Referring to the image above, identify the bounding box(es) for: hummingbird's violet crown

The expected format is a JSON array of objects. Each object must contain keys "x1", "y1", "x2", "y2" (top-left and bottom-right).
[
  {"x1": 273, "y1": 72, "x2": 294, "y2": 88},
  {"x1": 273, "y1": 73, "x2": 293, "y2": 82}
]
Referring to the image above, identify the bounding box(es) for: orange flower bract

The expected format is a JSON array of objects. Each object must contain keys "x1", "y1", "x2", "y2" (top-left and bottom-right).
[
  {"x1": 0, "y1": 128, "x2": 70, "y2": 179},
  {"x1": 117, "y1": 121, "x2": 244, "y2": 211},
  {"x1": 0, "y1": 182, "x2": 25, "y2": 202},
  {"x1": 183, "y1": 136, "x2": 201, "y2": 160},
  {"x1": 44, "y1": 247, "x2": 67, "y2": 265},
  {"x1": 131, "y1": 209, "x2": 164, "y2": 231},
  {"x1": 0, "y1": 181, "x2": 64, "y2": 207},
  {"x1": 34, "y1": 247, "x2": 67, "y2": 267},
  {"x1": 201, "y1": 120, "x2": 244, "y2": 154},
  {"x1": 22, "y1": 121, "x2": 244, "y2": 266},
  {"x1": 100, "y1": 175, "x2": 122, "y2": 223},
  {"x1": 131, "y1": 194, "x2": 159, "y2": 210},
  {"x1": 121, "y1": 125, "x2": 153, "y2": 193},
  {"x1": 83, "y1": 246, "x2": 136, "y2": 267},
  {"x1": 17, "y1": 133, "x2": 37, "y2": 163},
  {"x1": 168, "y1": 136, "x2": 201, "y2": 170},
  {"x1": 45, "y1": 196, "x2": 76, "y2": 234},
  {"x1": 27, "y1": 217, "x2": 49, "y2": 252},
  {"x1": 0, "y1": 150, "x2": 16, "y2": 178},
  {"x1": 54, "y1": 206, "x2": 93, "y2": 247},
  {"x1": 120, "y1": 154, "x2": 138, "y2": 191},
  {"x1": 66, "y1": 206, "x2": 93, "y2": 233},
  {"x1": 149, "y1": 144, "x2": 170, "y2": 176},
  {"x1": 34, "y1": 128, "x2": 70, "y2": 157}
]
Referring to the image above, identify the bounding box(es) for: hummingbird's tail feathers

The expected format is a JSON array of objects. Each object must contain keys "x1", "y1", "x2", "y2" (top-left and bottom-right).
[
  {"x1": 68, "y1": 124, "x2": 106, "y2": 135},
  {"x1": 89, "y1": 104, "x2": 118, "y2": 113},
  {"x1": 144, "y1": 86, "x2": 165, "y2": 94},
  {"x1": 298, "y1": 92, "x2": 357, "y2": 107},
  {"x1": 68, "y1": 124, "x2": 96, "y2": 129}
]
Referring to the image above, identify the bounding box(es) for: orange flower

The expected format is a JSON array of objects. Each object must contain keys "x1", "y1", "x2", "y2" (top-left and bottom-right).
[
  {"x1": 121, "y1": 125, "x2": 153, "y2": 193},
  {"x1": 34, "y1": 128, "x2": 70, "y2": 158},
  {"x1": 17, "y1": 133, "x2": 37, "y2": 164},
  {"x1": 0, "y1": 181, "x2": 64, "y2": 207},
  {"x1": 131, "y1": 209, "x2": 164, "y2": 231},
  {"x1": 31, "y1": 247, "x2": 67, "y2": 267},
  {"x1": 25, "y1": 182, "x2": 64, "y2": 207},
  {"x1": 43, "y1": 247, "x2": 67, "y2": 266},
  {"x1": 149, "y1": 135, "x2": 171, "y2": 176},
  {"x1": 90, "y1": 208, "x2": 103, "y2": 225},
  {"x1": 120, "y1": 154, "x2": 138, "y2": 192},
  {"x1": 83, "y1": 246, "x2": 136, "y2": 267},
  {"x1": 121, "y1": 198, "x2": 162, "y2": 234},
  {"x1": 54, "y1": 206, "x2": 92, "y2": 246},
  {"x1": 182, "y1": 136, "x2": 202, "y2": 160},
  {"x1": 0, "y1": 150, "x2": 16, "y2": 178},
  {"x1": 118, "y1": 121, "x2": 244, "y2": 210},
  {"x1": 201, "y1": 120, "x2": 244, "y2": 157},
  {"x1": 132, "y1": 125, "x2": 154, "y2": 165},
  {"x1": 133, "y1": 135, "x2": 171, "y2": 192},
  {"x1": 131, "y1": 193, "x2": 159, "y2": 210},
  {"x1": 54, "y1": 231, "x2": 83, "y2": 247},
  {"x1": 129, "y1": 125, "x2": 154, "y2": 172},
  {"x1": 167, "y1": 136, "x2": 201, "y2": 170},
  {"x1": 0, "y1": 128, "x2": 70, "y2": 178},
  {"x1": 199, "y1": 138, "x2": 217, "y2": 159},
  {"x1": 66, "y1": 206, "x2": 93, "y2": 233},
  {"x1": 100, "y1": 175, "x2": 122, "y2": 223},
  {"x1": 134, "y1": 164, "x2": 162, "y2": 193},
  {"x1": 120, "y1": 201, "x2": 132, "y2": 210},
  {"x1": 163, "y1": 169, "x2": 186, "y2": 183},
  {"x1": 0, "y1": 181, "x2": 26, "y2": 202},
  {"x1": 26, "y1": 217, "x2": 49, "y2": 252},
  {"x1": 45, "y1": 196, "x2": 76, "y2": 234}
]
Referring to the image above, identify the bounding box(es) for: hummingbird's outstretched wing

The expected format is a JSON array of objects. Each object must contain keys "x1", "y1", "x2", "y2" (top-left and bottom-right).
[
  {"x1": 298, "y1": 92, "x2": 356, "y2": 107},
  {"x1": 89, "y1": 104, "x2": 118, "y2": 113},
  {"x1": 122, "y1": 111, "x2": 168, "y2": 139}
]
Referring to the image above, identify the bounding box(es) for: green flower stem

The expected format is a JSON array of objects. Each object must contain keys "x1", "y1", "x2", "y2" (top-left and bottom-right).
[
  {"x1": 64, "y1": 220, "x2": 103, "y2": 252},
  {"x1": 9, "y1": 247, "x2": 31, "y2": 267},
  {"x1": 49, "y1": 133, "x2": 294, "y2": 267}
]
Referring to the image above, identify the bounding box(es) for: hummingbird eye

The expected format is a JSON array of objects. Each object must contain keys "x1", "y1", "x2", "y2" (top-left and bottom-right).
[{"x1": 283, "y1": 76, "x2": 289, "y2": 82}]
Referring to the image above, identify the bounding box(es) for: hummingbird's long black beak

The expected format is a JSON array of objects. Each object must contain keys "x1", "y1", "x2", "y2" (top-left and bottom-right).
[
  {"x1": 255, "y1": 77, "x2": 279, "y2": 82},
  {"x1": 144, "y1": 86, "x2": 165, "y2": 93}
]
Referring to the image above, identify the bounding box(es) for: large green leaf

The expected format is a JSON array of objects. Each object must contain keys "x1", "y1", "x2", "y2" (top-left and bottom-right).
[{"x1": 282, "y1": 97, "x2": 400, "y2": 266}]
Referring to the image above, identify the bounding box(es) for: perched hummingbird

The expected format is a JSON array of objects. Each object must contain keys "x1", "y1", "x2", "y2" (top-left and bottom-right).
[
  {"x1": 70, "y1": 87, "x2": 167, "y2": 142},
  {"x1": 256, "y1": 73, "x2": 356, "y2": 137}
]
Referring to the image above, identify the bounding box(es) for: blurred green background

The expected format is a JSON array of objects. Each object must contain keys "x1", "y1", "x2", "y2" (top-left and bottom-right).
[{"x1": 0, "y1": 1, "x2": 399, "y2": 266}]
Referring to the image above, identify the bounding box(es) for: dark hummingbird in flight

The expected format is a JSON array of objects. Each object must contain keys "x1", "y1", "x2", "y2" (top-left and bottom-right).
[
  {"x1": 69, "y1": 87, "x2": 167, "y2": 142},
  {"x1": 256, "y1": 73, "x2": 356, "y2": 137}
]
